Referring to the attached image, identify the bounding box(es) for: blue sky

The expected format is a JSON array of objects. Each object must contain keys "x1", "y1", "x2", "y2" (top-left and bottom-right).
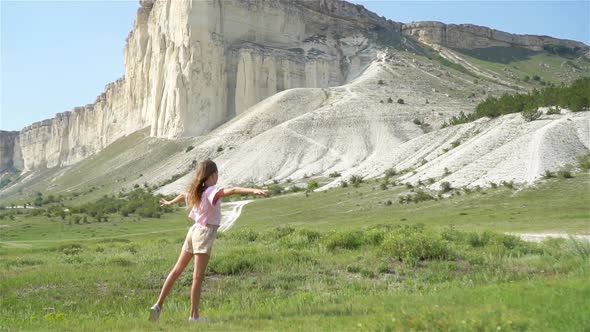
[{"x1": 1, "y1": 0, "x2": 588, "y2": 131}]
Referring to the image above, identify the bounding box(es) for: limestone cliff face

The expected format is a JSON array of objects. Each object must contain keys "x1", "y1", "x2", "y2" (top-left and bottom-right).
[
  {"x1": 124, "y1": 0, "x2": 390, "y2": 138},
  {"x1": 9, "y1": 0, "x2": 393, "y2": 172},
  {"x1": 0, "y1": 131, "x2": 23, "y2": 172},
  {"x1": 4, "y1": 1, "x2": 589, "y2": 174},
  {"x1": 402, "y1": 21, "x2": 589, "y2": 52},
  {"x1": 17, "y1": 78, "x2": 135, "y2": 171}
]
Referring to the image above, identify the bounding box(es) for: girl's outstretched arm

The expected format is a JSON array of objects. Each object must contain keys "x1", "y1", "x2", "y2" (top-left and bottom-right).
[
  {"x1": 159, "y1": 193, "x2": 186, "y2": 206},
  {"x1": 213, "y1": 187, "x2": 268, "y2": 205}
]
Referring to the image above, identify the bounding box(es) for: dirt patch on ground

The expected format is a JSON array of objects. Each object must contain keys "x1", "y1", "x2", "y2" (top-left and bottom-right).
[{"x1": 510, "y1": 232, "x2": 590, "y2": 242}]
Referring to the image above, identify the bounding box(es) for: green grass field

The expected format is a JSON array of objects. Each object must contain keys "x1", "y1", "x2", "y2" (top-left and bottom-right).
[
  {"x1": 1, "y1": 172, "x2": 589, "y2": 331},
  {"x1": 454, "y1": 47, "x2": 590, "y2": 87},
  {"x1": 239, "y1": 173, "x2": 590, "y2": 234}
]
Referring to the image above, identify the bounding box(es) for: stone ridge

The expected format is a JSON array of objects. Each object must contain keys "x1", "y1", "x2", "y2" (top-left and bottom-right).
[
  {"x1": 0, "y1": 131, "x2": 23, "y2": 173},
  {"x1": 402, "y1": 21, "x2": 589, "y2": 52}
]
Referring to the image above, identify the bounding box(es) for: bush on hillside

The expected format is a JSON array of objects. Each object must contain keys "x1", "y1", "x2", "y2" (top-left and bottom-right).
[
  {"x1": 307, "y1": 180, "x2": 319, "y2": 191},
  {"x1": 443, "y1": 77, "x2": 590, "y2": 127},
  {"x1": 349, "y1": 175, "x2": 363, "y2": 188},
  {"x1": 323, "y1": 230, "x2": 364, "y2": 250},
  {"x1": 382, "y1": 228, "x2": 454, "y2": 265},
  {"x1": 69, "y1": 188, "x2": 172, "y2": 219},
  {"x1": 385, "y1": 168, "x2": 397, "y2": 177},
  {"x1": 577, "y1": 153, "x2": 590, "y2": 171}
]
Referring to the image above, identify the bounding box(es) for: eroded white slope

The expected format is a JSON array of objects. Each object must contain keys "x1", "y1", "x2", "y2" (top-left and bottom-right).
[{"x1": 158, "y1": 51, "x2": 515, "y2": 194}]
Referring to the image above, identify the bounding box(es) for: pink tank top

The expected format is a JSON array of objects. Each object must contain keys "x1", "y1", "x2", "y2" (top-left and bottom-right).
[{"x1": 185, "y1": 185, "x2": 223, "y2": 227}]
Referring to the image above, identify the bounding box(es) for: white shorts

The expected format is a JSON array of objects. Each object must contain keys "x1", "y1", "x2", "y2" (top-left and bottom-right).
[{"x1": 182, "y1": 224, "x2": 219, "y2": 255}]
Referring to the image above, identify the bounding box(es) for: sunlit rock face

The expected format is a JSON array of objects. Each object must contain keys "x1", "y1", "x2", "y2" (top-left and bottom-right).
[
  {"x1": 10, "y1": 0, "x2": 398, "y2": 170},
  {"x1": 0, "y1": 131, "x2": 23, "y2": 172},
  {"x1": 4, "y1": 0, "x2": 588, "y2": 174},
  {"x1": 402, "y1": 21, "x2": 589, "y2": 52}
]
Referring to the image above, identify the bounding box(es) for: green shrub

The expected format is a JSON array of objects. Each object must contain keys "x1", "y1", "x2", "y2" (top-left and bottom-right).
[
  {"x1": 441, "y1": 226, "x2": 465, "y2": 243},
  {"x1": 329, "y1": 171, "x2": 341, "y2": 178},
  {"x1": 307, "y1": 180, "x2": 319, "y2": 191},
  {"x1": 323, "y1": 230, "x2": 364, "y2": 250},
  {"x1": 268, "y1": 184, "x2": 284, "y2": 196},
  {"x1": 267, "y1": 226, "x2": 295, "y2": 239},
  {"x1": 5, "y1": 258, "x2": 44, "y2": 268},
  {"x1": 577, "y1": 153, "x2": 590, "y2": 171},
  {"x1": 557, "y1": 169, "x2": 573, "y2": 179},
  {"x1": 522, "y1": 108, "x2": 542, "y2": 121},
  {"x1": 75, "y1": 188, "x2": 171, "y2": 219},
  {"x1": 346, "y1": 265, "x2": 361, "y2": 273},
  {"x1": 440, "y1": 182, "x2": 452, "y2": 193},
  {"x1": 124, "y1": 244, "x2": 138, "y2": 254},
  {"x1": 414, "y1": 190, "x2": 435, "y2": 202},
  {"x1": 382, "y1": 230, "x2": 454, "y2": 264},
  {"x1": 443, "y1": 167, "x2": 451, "y2": 176},
  {"x1": 295, "y1": 229, "x2": 321, "y2": 242},
  {"x1": 363, "y1": 227, "x2": 387, "y2": 245},
  {"x1": 349, "y1": 175, "x2": 363, "y2": 188},
  {"x1": 209, "y1": 250, "x2": 257, "y2": 275},
  {"x1": 458, "y1": 231, "x2": 538, "y2": 257},
  {"x1": 385, "y1": 168, "x2": 397, "y2": 177},
  {"x1": 360, "y1": 269, "x2": 376, "y2": 278},
  {"x1": 228, "y1": 229, "x2": 259, "y2": 242},
  {"x1": 109, "y1": 255, "x2": 134, "y2": 267},
  {"x1": 466, "y1": 231, "x2": 491, "y2": 247},
  {"x1": 397, "y1": 98, "x2": 405, "y2": 104},
  {"x1": 60, "y1": 243, "x2": 83, "y2": 255},
  {"x1": 276, "y1": 229, "x2": 322, "y2": 249},
  {"x1": 538, "y1": 237, "x2": 567, "y2": 257},
  {"x1": 506, "y1": 181, "x2": 517, "y2": 189},
  {"x1": 340, "y1": 180, "x2": 348, "y2": 188},
  {"x1": 185, "y1": 146, "x2": 194, "y2": 153},
  {"x1": 566, "y1": 236, "x2": 590, "y2": 260},
  {"x1": 398, "y1": 190, "x2": 436, "y2": 204},
  {"x1": 443, "y1": 77, "x2": 590, "y2": 126}
]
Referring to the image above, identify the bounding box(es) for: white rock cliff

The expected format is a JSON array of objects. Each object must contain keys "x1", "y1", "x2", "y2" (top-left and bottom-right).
[
  {"x1": 1, "y1": 0, "x2": 588, "y2": 177},
  {"x1": 4, "y1": 0, "x2": 401, "y2": 172}
]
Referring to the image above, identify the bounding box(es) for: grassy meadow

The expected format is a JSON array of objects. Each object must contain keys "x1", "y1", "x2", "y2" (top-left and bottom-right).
[{"x1": 1, "y1": 173, "x2": 589, "y2": 331}]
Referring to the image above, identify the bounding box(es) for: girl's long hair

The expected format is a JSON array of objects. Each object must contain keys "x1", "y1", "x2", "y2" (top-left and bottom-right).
[{"x1": 187, "y1": 159, "x2": 218, "y2": 209}]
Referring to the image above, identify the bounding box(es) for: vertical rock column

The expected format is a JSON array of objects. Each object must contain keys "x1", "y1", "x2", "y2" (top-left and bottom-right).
[{"x1": 0, "y1": 131, "x2": 23, "y2": 173}]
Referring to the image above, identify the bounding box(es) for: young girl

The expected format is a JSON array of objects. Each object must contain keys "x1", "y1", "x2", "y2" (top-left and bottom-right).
[{"x1": 149, "y1": 159, "x2": 267, "y2": 322}]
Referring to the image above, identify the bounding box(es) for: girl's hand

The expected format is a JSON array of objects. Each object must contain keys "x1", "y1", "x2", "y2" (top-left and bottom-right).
[
  {"x1": 253, "y1": 189, "x2": 268, "y2": 197},
  {"x1": 159, "y1": 199, "x2": 171, "y2": 206}
]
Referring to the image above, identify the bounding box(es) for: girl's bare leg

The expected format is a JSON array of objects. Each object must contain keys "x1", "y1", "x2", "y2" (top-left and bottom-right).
[
  {"x1": 190, "y1": 253, "x2": 210, "y2": 318},
  {"x1": 156, "y1": 250, "x2": 193, "y2": 307}
]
